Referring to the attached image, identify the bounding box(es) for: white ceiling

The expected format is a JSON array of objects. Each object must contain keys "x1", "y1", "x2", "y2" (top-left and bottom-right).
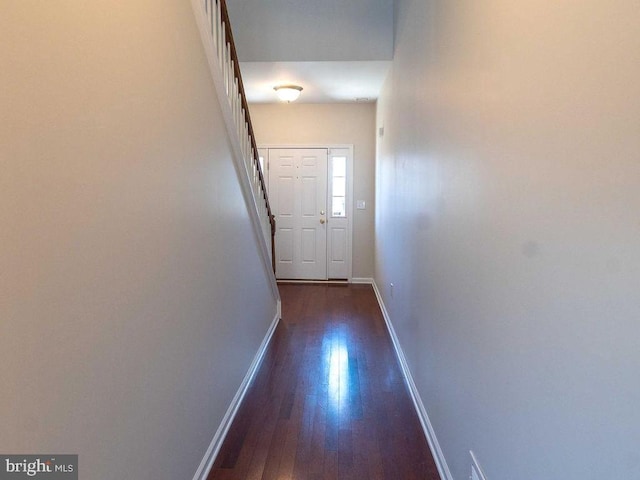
[
  {"x1": 240, "y1": 61, "x2": 390, "y2": 104},
  {"x1": 226, "y1": 0, "x2": 394, "y2": 103}
]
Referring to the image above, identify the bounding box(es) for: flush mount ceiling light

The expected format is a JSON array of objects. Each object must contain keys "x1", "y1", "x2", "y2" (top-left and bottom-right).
[{"x1": 274, "y1": 85, "x2": 303, "y2": 102}]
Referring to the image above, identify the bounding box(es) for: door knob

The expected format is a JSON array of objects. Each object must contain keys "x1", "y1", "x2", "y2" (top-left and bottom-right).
[
  {"x1": 320, "y1": 210, "x2": 325, "y2": 215},
  {"x1": 320, "y1": 218, "x2": 326, "y2": 224}
]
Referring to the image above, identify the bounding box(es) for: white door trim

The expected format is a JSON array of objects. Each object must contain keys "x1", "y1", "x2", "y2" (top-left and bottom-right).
[{"x1": 261, "y1": 144, "x2": 353, "y2": 282}]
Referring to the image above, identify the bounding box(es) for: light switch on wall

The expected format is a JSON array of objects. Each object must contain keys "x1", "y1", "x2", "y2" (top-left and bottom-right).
[{"x1": 356, "y1": 200, "x2": 366, "y2": 210}]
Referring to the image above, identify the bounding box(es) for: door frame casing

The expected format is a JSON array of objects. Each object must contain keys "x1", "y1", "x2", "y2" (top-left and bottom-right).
[{"x1": 260, "y1": 144, "x2": 354, "y2": 282}]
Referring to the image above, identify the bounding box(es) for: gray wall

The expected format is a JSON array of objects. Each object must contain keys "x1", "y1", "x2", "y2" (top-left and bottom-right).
[
  {"x1": 227, "y1": 0, "x2": 393, "y2": 61},
  {"x1": 250, "y1": 103, "x2": 376, "y2": 279},
  {"x1": 0, "y1": 1, "x2": 277, "y2": 478},
  {"x1": 376, "y1": 0, "x2": 640, "y2": 479}
]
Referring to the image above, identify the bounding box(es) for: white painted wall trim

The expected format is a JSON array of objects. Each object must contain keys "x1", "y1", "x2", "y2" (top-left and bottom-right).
[
  {"x1": 470, "y1": 450, "x2": 488, "y2": 480},
  {"x1": 192, "y1": 302, "x2": 281, "y2": 480},
  {"x1": 371, "y1": 280, "x2": 453, "y2": 480},
  {"x1": 190, "y1": 0, "x2": 279, "y2": 302}
]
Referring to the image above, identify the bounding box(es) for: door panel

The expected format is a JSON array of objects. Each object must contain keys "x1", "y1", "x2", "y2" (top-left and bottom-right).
[
  {"x1": 277, "y1": 176, "x2": 294, "y2": 214},
  {"x1": 301, "y1": 177, "x2": 317, "y2": 215},
  {"x1": 301, "y1": 228, "x2": 316, "y2": 262},
  {"x1": 269, "y1": 148, "x2": 328, "y2": 280},
  {"x1": 330, "y1": 228, "x2": 346, "y2": 262},
  {"x1": 279, "y1": 228, "x2": 294, "y2": 263}
]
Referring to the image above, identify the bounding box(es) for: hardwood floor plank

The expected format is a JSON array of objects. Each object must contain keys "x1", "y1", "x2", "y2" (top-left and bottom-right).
[{"x1": 207, "y1": 284, "x2": 440, "y2": 480}]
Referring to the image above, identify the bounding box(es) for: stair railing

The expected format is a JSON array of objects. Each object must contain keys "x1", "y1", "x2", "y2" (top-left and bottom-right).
[{"x1": 193, "y1": 0, "x2": 276, "y2": 272}]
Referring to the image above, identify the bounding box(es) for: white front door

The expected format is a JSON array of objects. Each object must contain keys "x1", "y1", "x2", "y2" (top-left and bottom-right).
[{"x1": 269, "y1": 148, "x2": 328, "y2": 280}]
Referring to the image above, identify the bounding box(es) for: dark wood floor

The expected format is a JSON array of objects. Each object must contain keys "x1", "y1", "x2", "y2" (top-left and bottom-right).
[{"x1": 207, "y1": 283, "x2": 440, "y2": 480}]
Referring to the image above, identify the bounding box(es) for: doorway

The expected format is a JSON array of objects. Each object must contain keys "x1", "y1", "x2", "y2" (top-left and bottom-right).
[{"x1": 263, "y1": 146, "x2": 353, "y2": 281}]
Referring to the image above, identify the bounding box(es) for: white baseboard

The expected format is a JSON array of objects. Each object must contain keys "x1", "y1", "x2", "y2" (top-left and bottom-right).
[
  {"x1": 351, "y1": 277, "x2": 373, "y2": 284},
  {"x1": 371, "y1": 281, "x2": 453, "y2": 480},
  {"x1": 192, "y1": 304, "x2": 281, "y2": 480}
]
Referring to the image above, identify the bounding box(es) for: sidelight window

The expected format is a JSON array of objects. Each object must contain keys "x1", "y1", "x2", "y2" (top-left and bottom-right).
[{"x1": 331, "y1": 156, "x2": 347, "y2": 217}]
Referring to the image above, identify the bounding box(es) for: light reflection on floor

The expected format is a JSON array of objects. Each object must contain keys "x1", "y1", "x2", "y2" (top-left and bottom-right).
[{"x1": 324, "y1": 329, "x2": 350, "y2": 414}]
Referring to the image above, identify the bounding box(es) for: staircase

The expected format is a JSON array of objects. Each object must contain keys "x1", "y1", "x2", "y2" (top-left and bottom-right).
[{"x1": 191, "y1": 0, "x2": 276, "y2": 274}]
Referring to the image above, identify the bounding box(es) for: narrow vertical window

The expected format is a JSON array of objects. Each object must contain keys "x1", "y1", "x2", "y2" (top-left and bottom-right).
[{"x1": 331, "y1": 156, "x2": 347, "y2": 217}]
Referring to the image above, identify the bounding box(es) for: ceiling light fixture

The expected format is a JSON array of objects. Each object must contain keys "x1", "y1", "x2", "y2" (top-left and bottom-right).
[{"x1": 274, "y1": 85, "x2": 303, "y2": 102}]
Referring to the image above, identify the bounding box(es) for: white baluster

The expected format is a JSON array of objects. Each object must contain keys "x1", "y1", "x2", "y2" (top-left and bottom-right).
[
  {"x1": 220, "y1": 24, "x2": 226, "y2": 90},
  {"x1": 206, "y1": 0, "x2": 211, "y2": 33},
  {"x1": 230, "y1": 84, "x2": 238, "y2": 125},
  {"x1": 217, "y1": 2, "x2": 223, "y2": 63},
  {"x1": 243, "y1": 111, "x2": 248, "y2": 160},
  {"x1": 210, "y1": 0, "x2": 217, "y2": 49},
  {"x1": 240, "y1": 103, "x2": 245, "y2": 146},
  {"x1": 231, "y1": 74, "x2": 236, "y2": 124},
  {"x1": 245, "y1": 125, "x2": 251, "y2": 171},
  {"x1": 230, "y1": 61, "x2": 235, "y2": 112},
  {"x1": 227, "y1": 43, "x2": 232, "y2": 98},
  {"x1": 241, "y1": 112, "x2": 246, "y2": 160},
  {"x1": 245, "y1": 126, "x2": 251, "y2": 171},
  {"x1": 228, "y1": 50, "x2": 232, "y2": 98},
  {"x1": 243, "y1": 135, "x2": 249, "y2": 170},
  {"x1": 235, "y1": 90, "x2": 239, "y2": 130},
  {"x1": 236, "y1": 92, "x2": 242, "y2": 139}
]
